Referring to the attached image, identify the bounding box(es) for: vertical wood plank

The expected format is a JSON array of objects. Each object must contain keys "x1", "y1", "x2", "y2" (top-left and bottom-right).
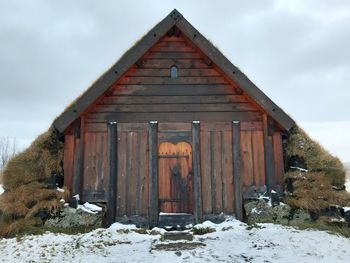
[
  {"x1": 222, "y1": 130, "x2": 234, "y2": 214},
  {"x1": 117, "y1": 131, "x2": 127, "y2": 216},
  {"x1": 253, "y1": 131, "x2": 265, "y2": 187},
  {"x1": 125, "y1": 132, "x2": 139, "y2": 216},
  {"x1": 82, "y1": 132, "x2": 93, "y2": 192},
  {"x1": 136, "y1": 132, "x2": 141, "y2": 215},
  {"x1": 192, "y1": 121, "x2": 203, "y2": 224},
  {"x1": 212, "y1": 131, "x2": 223, "y2": 213},
  {"x1": 100, "y1": 133, "x2": 109, "y2": 193},
  {"x1": 263, "y1": 114, "x2": 275, "y2": 194},
  {"x1": 241, "y1": 131, "x2": 254, "y2": 188},
  {"x1": 72, "y1": 117, "x2": 84, "y2": 197},
  {"x1": 148, "y1": 121, "x2": 158, "y2": 228},
  {"x1": 232, "y1": 121, "x2": 243, "y2": 221},
  {"x1": 63, "y1": 135, "x2": 75, "y2": 192},
  {"x1": 140, "y1": 130, "x2": 149, "y2": 216},
  {"x1": 107, "y1": 122, "x2": 117, "y2": 226},
  {"x1": 200, "y1": 131, "x2": 212, "y2": 214}
]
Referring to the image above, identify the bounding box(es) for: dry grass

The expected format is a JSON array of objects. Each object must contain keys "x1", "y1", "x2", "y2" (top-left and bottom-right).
[
  {"x1": 0, "y1": 128, "x2": 66, "y2": 238},
  {"x1": 0, "y1": 217, "x2": 42, "y2": 238},
  {"x1": 0, "y1": 183, "x2": 67, "y2": 218},
  {"x1": 284, "y1": 125, "x2": 346, "y2": 187},
  {"x1": 2, "y1": 128, "x2": 63, "y2": 190},
  {"x1": 284, "y1": 171, "x2": 350, "y2": 212}
]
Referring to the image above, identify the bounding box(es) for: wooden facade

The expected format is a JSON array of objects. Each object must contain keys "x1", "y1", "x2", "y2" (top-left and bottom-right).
[{"x1": 54, "y1": 10, "x2": 294, "y2": 227}]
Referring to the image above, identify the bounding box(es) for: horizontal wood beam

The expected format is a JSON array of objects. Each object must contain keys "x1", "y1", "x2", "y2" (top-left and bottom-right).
[
  {"x1": 92, "y1": 103, "x2": 257, "y2": 113},
  {"x1": 100, "y1": 95, "x2": 248, "y2": 105},
  {"x1": 86, "y1": 112, "x2": 262, "y2": 123}
]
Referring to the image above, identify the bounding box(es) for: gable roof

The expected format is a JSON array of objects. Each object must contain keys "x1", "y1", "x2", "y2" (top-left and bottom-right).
[{"x1": 53, "y1": 9, "x2": 295, "y2": 133}]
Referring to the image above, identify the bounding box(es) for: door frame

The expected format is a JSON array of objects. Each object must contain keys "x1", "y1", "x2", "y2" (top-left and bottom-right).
[
  {"x1": 148, "y1": 121, "x2": 203, "y2": 228},
  {"x1": 158, "y1": 140, "x2": 193, "y2": 214}
]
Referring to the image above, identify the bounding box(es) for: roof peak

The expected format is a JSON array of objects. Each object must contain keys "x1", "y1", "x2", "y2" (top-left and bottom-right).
[{"x1": 53, "y1": 9, "x2": 294, "y2": 133}]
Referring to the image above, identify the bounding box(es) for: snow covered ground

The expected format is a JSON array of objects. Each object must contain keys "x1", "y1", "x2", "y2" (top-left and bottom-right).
[
  {"x1": 0, "y1": 184, "x2": 4, "y2": 195},
  {"x1": 0, "y1": 219, "x2": 350, "y2": 263}
]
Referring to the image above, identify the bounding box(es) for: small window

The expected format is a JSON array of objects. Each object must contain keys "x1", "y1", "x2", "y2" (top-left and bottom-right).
[{"x1": 170, "y1": 65, "x2": 178, "y2": 78}]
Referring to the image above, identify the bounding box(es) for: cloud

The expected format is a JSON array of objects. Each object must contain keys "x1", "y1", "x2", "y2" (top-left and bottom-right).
[
  {"x1": 300, "y1": 121, "x2": 350, "y2": 163},
  {"x1": 0, "y1": 0, "x2": 349, "y2": 161}
]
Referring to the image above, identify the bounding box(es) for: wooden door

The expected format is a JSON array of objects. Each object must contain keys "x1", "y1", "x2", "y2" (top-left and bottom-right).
[{"x1": 158, "y1": 141, "x2": 193, "y2": 213}]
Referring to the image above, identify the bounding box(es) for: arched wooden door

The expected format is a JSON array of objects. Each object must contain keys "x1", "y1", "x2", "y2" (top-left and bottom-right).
[{"x1": 158, "y1": 141, "x2": 193, "y2": 213}]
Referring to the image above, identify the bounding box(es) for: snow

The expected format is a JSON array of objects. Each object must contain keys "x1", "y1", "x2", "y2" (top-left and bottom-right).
[
  {"x1": 345, "y1": 178, "x2": 350, "y2": 192},
  {"x1": 56, "y1": 187, "x2": 65, "y2": 193},
  {"x1": 159, "y1": 212, "x2": 191, "y2": 215},
  {"x1": 82, "y1": 202, "x2": 102, "y2": 212},
  {"x1": 344, "y1": 207, "x2": 350, "y2": 212},
  {"x1": 251, "y1": 207, "x2": 261, "y2": 214},
  {"x1": 1, "y1": 219, "x2": 350, "y2": 262},
  {"x1": 290, "y1": 166, "x2": 308, "y2": 172},
  {"x1": 77, "y1": 202, "x2": 102, "y2": 214},
  {"x1": 0, "y1": 184, "x2": 4, "y2": 195}
]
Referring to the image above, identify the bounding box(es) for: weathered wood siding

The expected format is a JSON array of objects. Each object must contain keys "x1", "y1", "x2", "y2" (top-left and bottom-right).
[
  {"x1": 63, "y1": 134, "x2": 74, "y2": 191},
  {"x1": 82, "y1": 132, "x2": 108, "y2": 200},
  {"x1": 84, "y1": 33, "x2": 262, "y2": 130},
  {"x1": 62, "y1": 30, "x2": 286, "y2": 219},
  {"x1": 199, "y1": 121, "x2": 265, "y2": 215},
  {"x1": 116, "y1": 124, "x2": 149, "y2": 216}
]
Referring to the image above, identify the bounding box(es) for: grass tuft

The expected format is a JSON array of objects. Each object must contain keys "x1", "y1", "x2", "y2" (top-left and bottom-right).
[
  {"x1": 284, "y1": 171, "x2": 350, "y2": 212},
  {"x1": 193, "y1": 226, "x2": 216, "y2": 235},
  {"x1": 284, "y1": 125, "x2": 346, "y2": 187}
]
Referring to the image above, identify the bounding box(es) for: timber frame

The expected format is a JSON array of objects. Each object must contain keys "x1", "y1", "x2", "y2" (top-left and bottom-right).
[{"x1": 54, "y1": 9, "x2": 296, "y2": 227}]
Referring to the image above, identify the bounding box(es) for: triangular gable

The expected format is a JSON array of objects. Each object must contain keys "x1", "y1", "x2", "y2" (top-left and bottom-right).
[{"x1": 53, "y1": 9, "x2": 294, "y2": 133}]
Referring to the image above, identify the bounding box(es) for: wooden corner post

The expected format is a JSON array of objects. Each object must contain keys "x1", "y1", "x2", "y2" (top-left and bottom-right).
[
  {"x1": 148, "y1": 121, "x2": 158, "y2": 228},
  {"x1": 232, "y1": 121, "x2": 243, "y2": 221},
  {"x1": 107, "y1": 121, "x2": 118, "y2": 226},
  {"x1": 263, "y1": 114, "x2": 275, "y2": 194},
  {"x1": 72, "y1": 117, "x2": 84, "y2": 198},
  {"x1": 192, "y1": 121, "x2": 203, "y2": 224}
]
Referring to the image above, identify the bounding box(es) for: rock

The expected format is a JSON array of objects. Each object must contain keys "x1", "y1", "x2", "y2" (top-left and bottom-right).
[
  {"x1": 321, "y1": 205, "x2": 344, "y2": 218},
  {"x1": 271, "y1": 191, "x2": 280, "y2": 206},
  {"x1": 285, "y1": 177, "x2": 294, "y2": 193},
  {"x1": 317, "y1": 216, "x2": 347, "y2": 228},
  {"x1": 244, "y1": 199, "x2": 274, "y2": 224},
  {"x1": 243, "y1": 185, "x2": 267, "y2": 201},
  {"x1": 69, "y1": 196, "x2": 79, "y2": 209},
  {"x1": 344, "y1": 210, "x2": 350, "y2": 226},
  {"x1": 245, "y1": 199, "x2": 292, "y2": 225},
  {"x1": 35, "y1": 209, "x2": 50, "y2": 221},
  {"x1": 272, "y1": 204, "x2": 291, "y2": 224},
  {"x1": 162, "y1": 231, "x2": 193, "y2": 241},
  {"x1": 289, "y1": 209, "x2": 311, "y2": 225},
  {"x1": 288, "y1": 155, "x2": 307, "y2": 170},
  {"x1": 44, "y1": 206, "x2": 102, "y2": 228}
]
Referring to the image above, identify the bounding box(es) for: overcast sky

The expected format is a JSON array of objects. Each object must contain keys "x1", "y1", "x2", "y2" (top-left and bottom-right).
[{"x1": 0, "y1": 0, "x2": 349, "y2": 162}]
